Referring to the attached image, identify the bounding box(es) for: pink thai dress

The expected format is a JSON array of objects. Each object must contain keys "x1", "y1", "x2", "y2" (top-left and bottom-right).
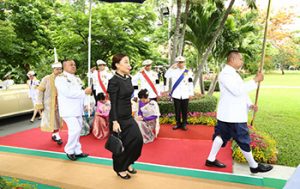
[{"x1": 92, "y1": 101, "x2": 111, "y2": 139}]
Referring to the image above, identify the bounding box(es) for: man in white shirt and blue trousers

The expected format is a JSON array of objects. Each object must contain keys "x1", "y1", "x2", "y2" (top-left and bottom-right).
[
  {"x1": 55, "y1": 60, "x2": 92, "y2": 161},
  {"x1": 165, "y1": 56, "x2": 194, "y2": 131},
  {"x1": 205, "y1": 50, "x2": 273, "y2": 173}
]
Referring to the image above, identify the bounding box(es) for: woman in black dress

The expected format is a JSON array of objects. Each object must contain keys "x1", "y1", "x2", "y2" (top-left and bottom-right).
[{"x1": 107, "y1": 54, "x2": 143, "y2": 179}]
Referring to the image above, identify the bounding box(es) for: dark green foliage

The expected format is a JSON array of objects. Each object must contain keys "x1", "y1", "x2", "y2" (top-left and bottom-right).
[
  {"x1": 158, "y1": 95, "x2": 218, "y2": 114},
  {"x1": 204, "y1": 80, "x2": 219, "y2": 91}
]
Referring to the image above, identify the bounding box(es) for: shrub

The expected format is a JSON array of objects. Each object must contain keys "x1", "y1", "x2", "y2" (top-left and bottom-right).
[
  {"x1": 160, "y1": 112, "x2": 217, "y2": 126},
  {"x1": 204, "y1": 80, "x2": 220, "y2": 91},
  {"x1": 0, "y1": 177, "x2": 37, "y2": 189},
  {"x1": 158, "y1": 95, "x2": 218, "y2": 115},
  {"x1": 232, "y1": 126, "x2": 278, "y2": 164}
]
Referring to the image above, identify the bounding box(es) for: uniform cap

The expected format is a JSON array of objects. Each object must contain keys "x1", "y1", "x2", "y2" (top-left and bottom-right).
[
  {"x1": 142, "y1": 59, "x2": 153, "y2": 66},
  {"x1": 175, "y1": 56, "x2": 185, "y2": 62},
  {"x1": 96, "y1": 59, "x2": 106, "y2": 65}
]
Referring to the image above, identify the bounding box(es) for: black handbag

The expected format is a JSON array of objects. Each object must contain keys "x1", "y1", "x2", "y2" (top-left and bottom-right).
[{"x1": 105, "y1": 132, "x2": 124, "y2": 155}]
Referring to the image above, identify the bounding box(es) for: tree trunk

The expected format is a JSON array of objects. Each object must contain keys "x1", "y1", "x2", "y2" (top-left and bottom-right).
[
  {"x1": 281, "y1": 67, "x2": 285, "y2": 75},
  {"x1": 207, "y1": 73, "x2": 219, "y2": 96},
  {"x1": 194, "y1": 0, "x2": 236, "y2": 94},
  {"x1": 178, "y1": 0, "x2": 190, "y2": 56},
  {"x1": 170, "y1": 0, "x2": 182, "y2": 65}
]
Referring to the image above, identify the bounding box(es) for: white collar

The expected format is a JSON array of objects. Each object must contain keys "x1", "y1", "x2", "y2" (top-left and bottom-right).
[
  {"x1": 223, "y1": 65, "x2": 237, "y2": 73},
  {"x1": 63, "y1": 71, "x2": 76, "y2": 78}
]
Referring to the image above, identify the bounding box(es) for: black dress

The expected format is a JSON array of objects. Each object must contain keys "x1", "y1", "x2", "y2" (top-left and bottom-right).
[{"x1": 107, "y1": 72, "x2": 143, "y2": 172}]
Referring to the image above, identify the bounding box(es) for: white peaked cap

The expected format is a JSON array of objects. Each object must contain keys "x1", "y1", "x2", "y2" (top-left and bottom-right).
[
  {"x1": 27, "y1": 70, "x2": 35, "y2": 76},
  {"x1": 175, "y1": 56, "x2": 185, "y2": 62},
  {"x1": 51, "y1": 62, "x2": 62, "y2": 68},
  {"x1": 96, "y1": 59, "x2": 106, "y2": 65},
  {"x1": 142, "y1": 59, "x2": 153, "y2": 66}
]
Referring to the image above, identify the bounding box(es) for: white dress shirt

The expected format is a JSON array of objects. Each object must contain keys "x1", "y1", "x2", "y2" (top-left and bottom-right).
[
  {"x1": 217, "y1": 65, "x2": 257, "y2": 123},
  {"x1": 164, "y1": 67, "x2": 194, "y2": 99},
  {"x1": 91, "y1": 69, "x2": 113, "y2": 95},
  {"x1": 55, "y1": 71, "x2": 85, "y2": 117},
  {"x1": 132, "y1": 70, "x2": 160, "y2": 99}
]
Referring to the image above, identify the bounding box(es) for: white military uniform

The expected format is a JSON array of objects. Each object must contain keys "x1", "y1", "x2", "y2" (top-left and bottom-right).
[
  {"x1": 132, "y1": 70, "x2": 160, "y2": 99},
  {"x1": 55, "y1": 71, "x2": 85, "y2": 155},
  {"x1": 165, "y1": 56, "x2": 194, "y2": 128},
  {"x1": 91, "y1": 68, "x2": 113, "y2": 95},
  {"x1": 165, "y1": 67, "x2": 194, "y2": 99}
]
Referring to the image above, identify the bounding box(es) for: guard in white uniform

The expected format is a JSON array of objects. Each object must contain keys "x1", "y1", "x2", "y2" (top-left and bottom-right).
[
  {"x1": 205, "y1": 50, "x2": 273, "y2": 173},
  {"x1": 165, "y1": 56, "x2": 194, "y2": 131},
  {"x1": 91, "y1": 59, "x2": 113, "y2": 100},
  {"x1": 55, "y1": 60, "x2": 92, "y2": 161},
  {"x1": 132, "y1": 59, "x2": 160, "y2": 101}
]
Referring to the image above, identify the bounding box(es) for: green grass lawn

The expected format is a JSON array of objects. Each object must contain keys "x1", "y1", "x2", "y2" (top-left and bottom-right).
[
  {"x1": 248, "y1": 71, "x2": 300, "y2": 167},
  {"x1": 213, "y1": 71, "x2": 300, "y2": 167}
]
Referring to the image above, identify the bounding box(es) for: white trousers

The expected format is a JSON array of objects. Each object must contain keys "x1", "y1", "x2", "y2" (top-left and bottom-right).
[{"x1": 63, "y1": 116, "x2": 83, "y2": 155}]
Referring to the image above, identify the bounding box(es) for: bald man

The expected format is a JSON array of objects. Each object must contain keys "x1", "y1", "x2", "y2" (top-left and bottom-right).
[
  {"x1": 205, "y1": 50, "x2": 273, "y2": 173},
  {"x1": 55, "y1": 60, "x2": 92, "y2": 161}
]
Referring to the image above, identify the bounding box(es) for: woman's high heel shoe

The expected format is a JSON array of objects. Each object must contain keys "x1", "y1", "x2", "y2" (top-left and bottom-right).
[
  {"x1": 117, "y1": 172, "x2": 131, "y2": 180},
  {"x1": 127, "y1": 168, "x2": 137, "y2": 174}
]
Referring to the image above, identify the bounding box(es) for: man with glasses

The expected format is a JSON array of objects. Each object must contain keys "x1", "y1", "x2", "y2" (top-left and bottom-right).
[
  {"x1": 132, "y1": 59, "x2": 161, "y2": 101},
  {"x1": 36, "y1": 62, "x2": 64, "y2": 145},
  {"x1": 91, "y1": 59, "x2": 113, "y2": 101}
]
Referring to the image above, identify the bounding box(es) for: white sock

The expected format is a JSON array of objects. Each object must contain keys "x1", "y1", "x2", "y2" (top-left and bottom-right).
[
  {"x1": 241, "y1": 149, "x2": 258, "y2": 168},
  {"x1": 52, "y1": 132, "x2": 61, "y2": 140},
  {"x1": 207, "y1": 136, "x2": 223, "y2": 161}
]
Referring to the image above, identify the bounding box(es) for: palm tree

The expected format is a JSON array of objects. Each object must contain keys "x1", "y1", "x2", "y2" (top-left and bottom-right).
[
  {"x1": 185, "y1": 0, "x2": 224, "y2": 91},
  {"x1": 207, "y1": 9, "x2": 261, "y2": 95},
  {"x1": 178, "y1": 0, "x2": 191, "y2": 55},
  {"x1": 170, "y1": 0, "x2": 183, "y2": 65}
]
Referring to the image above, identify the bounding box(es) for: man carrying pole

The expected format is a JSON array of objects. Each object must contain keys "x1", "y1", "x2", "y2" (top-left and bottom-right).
[{"x1": 205, "y1": 50, "x2": 273, "y2": 173}]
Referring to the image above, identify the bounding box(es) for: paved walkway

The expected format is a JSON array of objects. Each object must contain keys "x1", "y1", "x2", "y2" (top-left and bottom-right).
[
  {"x1": 0, "y1": 152, "x2": 269, "y2": 189},
  {"x1": 233, "y1": 162, "x2": 296, "y2": 180}
]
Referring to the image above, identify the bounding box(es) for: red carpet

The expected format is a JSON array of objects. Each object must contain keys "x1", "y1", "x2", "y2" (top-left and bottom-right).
[{"x1": 0, "y1": 125, "x2": 232, "y2": 173}]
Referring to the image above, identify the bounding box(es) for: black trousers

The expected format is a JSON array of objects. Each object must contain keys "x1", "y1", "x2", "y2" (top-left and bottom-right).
[
  {"x1": 173, "y1": 98, "x2": 189, "y2": 126},
  {"x1": 111, "y1": 117, "x2": 143, "y2": 172}
]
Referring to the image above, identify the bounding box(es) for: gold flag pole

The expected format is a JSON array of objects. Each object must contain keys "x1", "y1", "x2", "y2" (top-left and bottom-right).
[{"x1": 250, "y1": 0, "x2": 272, "y2": 126}]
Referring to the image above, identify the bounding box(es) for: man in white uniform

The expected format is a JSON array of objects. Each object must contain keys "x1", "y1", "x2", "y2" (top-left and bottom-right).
[
  {"x1": 205, "y1": 50, "x2": 273, "y2": 173},
  {"x1": 91, "y1": 59, "x2": 113, "y2": 100},
  {"x1": 132, "y1": 59, "x2": 161, "y2": 101},
  {"x1": 55, "y1": 60, "x2": 92, "y2": 161},
  {"x1": 165, "y1": 56, "x2": 194, "y2": 131}
]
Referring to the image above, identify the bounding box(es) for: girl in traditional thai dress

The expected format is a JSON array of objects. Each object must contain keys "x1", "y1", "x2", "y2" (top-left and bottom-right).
[
  {"x1": 136, "y1": 89, "x2": 160, "y2": 144},
  {"x1": 92, "y1": 92, "x2": 110, "y2": 139}
]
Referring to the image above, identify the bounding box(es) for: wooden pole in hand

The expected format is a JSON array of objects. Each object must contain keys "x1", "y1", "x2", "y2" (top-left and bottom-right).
[{"x1": 250, "y1": 0, "x2": 272, "y2": 126}]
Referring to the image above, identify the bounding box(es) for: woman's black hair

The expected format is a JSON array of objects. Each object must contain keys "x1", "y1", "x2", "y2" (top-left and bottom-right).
[{"x1": 111, "y1": 54, "x2": 127, "y2": 70}]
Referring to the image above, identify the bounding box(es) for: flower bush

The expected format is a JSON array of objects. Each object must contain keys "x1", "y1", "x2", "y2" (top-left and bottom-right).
[
  {"x1": 160, "y1": 112, "x2": 217, "y2": 126},
  {"x1": 232, "y1": 126, "x2": 278, "y2": 164},
  {"x1": 0, "y1": 177, "x2": 37, "y2": 189}
]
